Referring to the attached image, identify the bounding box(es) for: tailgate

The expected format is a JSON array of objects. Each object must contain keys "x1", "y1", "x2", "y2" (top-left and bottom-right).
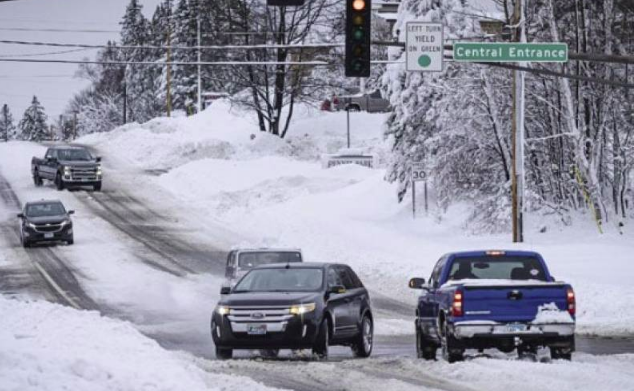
[{"x1": 462, "y1": 284, "x2": 569, "y2": 323}]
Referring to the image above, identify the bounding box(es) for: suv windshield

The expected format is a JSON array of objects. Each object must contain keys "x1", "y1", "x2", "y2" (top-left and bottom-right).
[
  {"x1": 57, "y1": 149, "x2": 93, "y2": 161},
  {"x1": 238, "y1": 252, "x2": 302, "y2": 270},
  {"x1": 233, "y1": 268, "x2": 323, "y2": 293},
  {"x1": 26, "y1": 203, "x2": 66, "y2": 217},
  {"x1": 448, "y1": 256, "x2": 547, "y2": 282}
]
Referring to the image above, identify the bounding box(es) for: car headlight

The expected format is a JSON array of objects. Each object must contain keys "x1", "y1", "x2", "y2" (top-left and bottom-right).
[
  {"x1": 63, "y1": 166, "x2": 71, "y2": 174},
  {"x1": 60, "y1": 219, "x2": 71, "y2": 226},
  {"x1": 290, "y1": 303, "x2": 316, "y2": 315},
  {"x1": 216, "y1": 305, "x2": 231, "y2": 316},
  {"x1": 96, "y1": 165, "x2": 102, "y2": 176},
  {"x1": 26, "y1": 222, "x2": 37, "y2": 229}
]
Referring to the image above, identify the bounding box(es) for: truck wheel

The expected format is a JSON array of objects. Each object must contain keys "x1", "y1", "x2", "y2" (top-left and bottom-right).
[
  {"x1": 66, "y1": 237, "x2": 74, "y2": 245},
  {"x1": 550, "y1": 347, "x2": 572, "y2": 361},
  {"x1": 93, "y1": 182, "x2": 102, "y2": 192},
  {"x1": 55, "y1": 173, "x2": 65, "y2": 191},
  {"x1": 440, "y1": 322, "x2": 464, "y2": 363},
  {"x1": 351, "y1": 315, "x2": 373, "y2": 358},
  {"x1": 215, "y1": 347, "x2": 233, "y2": 360},
  {"x1": 312, "y1": 318, "x2": 329, "y2": 359},
  {"x1": 33, "y1": 171, "x2": 43, "y2": 187},
  {"x1": 416, "y1": 327, "x2": 437, "y2": 360}
]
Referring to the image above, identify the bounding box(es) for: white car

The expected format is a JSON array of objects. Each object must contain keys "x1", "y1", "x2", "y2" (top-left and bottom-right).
[{"x1": 222, "y1": 248, "x2": 303, "y2": 290}]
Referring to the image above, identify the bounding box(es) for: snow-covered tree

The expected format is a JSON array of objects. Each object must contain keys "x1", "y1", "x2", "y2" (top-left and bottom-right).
[
  {"x1": 1, "y1": 104, "x2": 17, "y2": 141},
  {"x1": 19, "y1": 96, "x2": 49, "y2": 142}
]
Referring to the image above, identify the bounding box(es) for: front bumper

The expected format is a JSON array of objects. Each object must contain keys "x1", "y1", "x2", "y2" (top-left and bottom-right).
[
  {"x1": 211, "y1": 312, "x2": 320, "y2": 350},
  {"x1": 23, "y1": 225, "x2": 73, "y2": 243}
]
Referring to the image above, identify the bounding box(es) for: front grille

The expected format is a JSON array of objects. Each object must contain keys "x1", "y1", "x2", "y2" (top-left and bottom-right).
[
  {"x1": 70, "y1": 167, "x2": 98, "y2": 181},
  {"x1": 34, "y1": 224, "x2": 62, "y2": 233},
  {"x1": 228, "y1": 306, "x2": 293, "y2": 323}
]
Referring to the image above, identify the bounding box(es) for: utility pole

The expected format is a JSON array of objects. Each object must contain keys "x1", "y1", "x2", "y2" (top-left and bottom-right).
[
  {"x1": 166, "y1": 28, "x2": 172, "y2": 117},
  {"x1": 2, "y1": 104, "x2": 8, "y2": 142},
  {"x1": 197, "y1": 16, "x2": 202, "y2": 114},
  {"x1": 73, "y1": 111, "x2": 78, "y2": 140},
  {"x1": 511, "y1": 0, "x2": 526, "y2": 243},
  {"x1": 123, "y1": 73, "x2": 128, "y2": 125}
]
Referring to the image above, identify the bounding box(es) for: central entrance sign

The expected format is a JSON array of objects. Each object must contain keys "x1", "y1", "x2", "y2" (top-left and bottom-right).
[{"x1": 453, "y1": 42, "x2": 568, "y2": 63}]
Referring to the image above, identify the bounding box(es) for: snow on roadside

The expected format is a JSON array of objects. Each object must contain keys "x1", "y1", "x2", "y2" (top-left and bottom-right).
[
  {"x1": 74, "y1": 104, "x2": 634, "y2": 338},
  {"x1": 0, "y1": 295, "x2": 278, "y2": 391}
]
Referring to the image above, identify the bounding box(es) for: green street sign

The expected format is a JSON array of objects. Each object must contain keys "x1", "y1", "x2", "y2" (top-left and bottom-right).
[{"x1": 454, "y1": 42, "x2": 568, "y2": 63}]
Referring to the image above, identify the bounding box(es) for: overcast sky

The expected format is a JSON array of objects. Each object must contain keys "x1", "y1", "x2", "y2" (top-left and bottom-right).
[{"x1": 0, "y1": 0, "x2": 161, "y2": 121}]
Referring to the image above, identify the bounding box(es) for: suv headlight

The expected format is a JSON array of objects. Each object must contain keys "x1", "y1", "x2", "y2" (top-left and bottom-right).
[
  {"x1": 60, "y1": 219, "x2": 72, "y2": 226},
  {"x1": 290, "y1": 303, "x2": 316, "y2": 315},
  {"x1": 63, "y1": 166, "x2": 71, "y2": 174},
  {"x1": 96, "y1": 165, "x2": 102, "y2": 176},
  {"x1": 26, "y1": 222, "x2": 37, "y2": 229},
  {"x1": 216, "y1": 305, "x2": 231, "y2": 315}
]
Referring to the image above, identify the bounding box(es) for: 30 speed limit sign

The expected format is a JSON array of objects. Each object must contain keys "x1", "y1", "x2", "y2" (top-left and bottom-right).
[{"x1": 412, "y1": 165, "x2": 427, "y2": 181}]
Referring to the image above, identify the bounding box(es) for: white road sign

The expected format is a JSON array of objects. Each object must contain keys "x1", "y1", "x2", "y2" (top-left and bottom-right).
[
  {"x1": 406, "y1": 22, "x2": 444, "y2": 72},
  {"x1": 412, "y1": 165, "x2": 427, "y2": 181}
]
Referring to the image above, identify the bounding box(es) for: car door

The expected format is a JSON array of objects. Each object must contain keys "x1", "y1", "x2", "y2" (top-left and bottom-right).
[
  {"x1": 326, "y1": 266, "x2": 355, "y2": 338},
  {"x1": 420, "y1": 257, "x2": 447, "y2": 329},
  {"x1": 225, "y1": 251, "x2": 236, "y2": 279},
  {"x1": 338, "y1": 266, "x2": 366, "y2": 327},
  {"x1": 42, "y1": 149, "x2": 56, "y2": 178}
]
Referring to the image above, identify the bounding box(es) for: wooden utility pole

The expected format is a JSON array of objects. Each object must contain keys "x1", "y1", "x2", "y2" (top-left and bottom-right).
[
  {"x1": 197, "y1": 16, "x2": 202, "y2": 114},
  {"x1": 2, "y1": 104, "x2": 8, "y2": 142},
  {"x1": 166, "y1": 28, "x2": 173, "y2": 117},
  {"x1": 511, "y1": 0, "x2": 526, "y2": 243},
  {"x1": 73, "y1": 111, "x2": 78, "y2": 140}
]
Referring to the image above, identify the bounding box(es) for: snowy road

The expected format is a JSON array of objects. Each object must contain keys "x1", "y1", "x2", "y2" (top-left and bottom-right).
[{"x1": 2, "y1": 144, "x2": 634, "y2": 391}]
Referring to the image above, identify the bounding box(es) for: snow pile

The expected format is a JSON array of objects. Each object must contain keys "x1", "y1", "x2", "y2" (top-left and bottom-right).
[
  {"x1": 442, "y1": 279, "x2": 556, "y2": 288},
  {"x1": 0, "y1": 295, "x2": 277, "y2": 391},
  {"x1": 534, "y1": 303, "x2": 574, "y2": 324}
]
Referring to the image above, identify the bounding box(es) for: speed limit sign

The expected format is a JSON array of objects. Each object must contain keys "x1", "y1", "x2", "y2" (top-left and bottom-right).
[{"x1": 412, "y1": 165, "x2": 427, "y2": 181}]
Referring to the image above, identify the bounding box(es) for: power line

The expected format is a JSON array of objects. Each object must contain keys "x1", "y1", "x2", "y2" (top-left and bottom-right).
[
  {"x1": 0, "y1": 48, "x2": 94, "y2": 58},
  {"x1": 0, "y1": 58, "x2": 330, "y2": 67},
  {"x1": 0, "y1": 39, "x2": 343, "y2": 51},
  {"x1": 0, "y1": 27, "x2": 119, "y2": 34}
]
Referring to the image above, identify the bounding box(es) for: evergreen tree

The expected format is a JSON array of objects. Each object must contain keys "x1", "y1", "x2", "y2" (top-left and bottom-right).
[
  {"x1": 19, "y1": 96, "x2": 49, "y2": 142},
  {"x1": 1, "y1": 104, "x2": 17, "y2": 141},
  {"x1": 171, "y1": 0, "x2": 200, "y2": 113}
]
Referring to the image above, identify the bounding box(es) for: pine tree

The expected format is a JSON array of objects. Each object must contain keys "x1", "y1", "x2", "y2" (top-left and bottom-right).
[
  {"x1": 171, "y1": 0, "x2": 199, "y2": 113},
  {"x1": 19, "y1": 96, "x2": 49, "y2": 142},
  {"x1": 1, "y1": 104, "x2": 17, "y2": 142}
]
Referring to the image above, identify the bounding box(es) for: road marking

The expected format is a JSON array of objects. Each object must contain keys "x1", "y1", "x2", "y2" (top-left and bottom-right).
[{"x1": 33, "y1": 261, "x2": 81, "y2": 310}]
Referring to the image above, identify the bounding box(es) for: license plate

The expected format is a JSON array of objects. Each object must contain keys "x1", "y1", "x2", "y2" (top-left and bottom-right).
[
  {"x1": 247, "y1": 324, "x2": 267, "y2": 335},
  {"x1": 505, "y1": 323, "x2": 528, "y2": 333},
  {"x1": 44, "y1": 233, "x2": 54, "y2": 239}
]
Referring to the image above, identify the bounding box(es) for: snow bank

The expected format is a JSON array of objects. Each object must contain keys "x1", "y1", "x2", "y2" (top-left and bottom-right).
[
  {"x1": 76, "y1": 103, "x2": 634, "y2": 338},
  {"x1": 534, "y1": 303, "x2": 574, "y2": 324},
  {"x1": 0, "y1": 295, "x2": 273, "y2": 391}
]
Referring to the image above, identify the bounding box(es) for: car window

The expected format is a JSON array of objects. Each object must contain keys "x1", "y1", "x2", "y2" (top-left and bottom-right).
[
  {"x1": 237, "y1": 251, "x2": 301, "y2": 270},
  {"x1": 327, "y1": 267, "x2": 343, "y2": 287},
  {"x1": 26, "y1": 203, "x2": 66, "y2": 217},
  {"x1": 57, "y1": 149, "x2": 93, "y2": 161},
  {"x1": 448, "y1": 256, "x2": 547, "y2": 281},
  {"x1": 345, "y1": 266, "x2": 364, "y2": 289},
  {"x1": 45, "y1": 149, "x2": 56, "y2": 159},
  {"x1": 336, "y1": 266, "x2": 356, "y2": 290},
  {"x1": 233, "y1": 268, "x2": 323, "y2": 292},
  {"x1": 429, "y1": 257, "x2": 446, "y2": 288}
]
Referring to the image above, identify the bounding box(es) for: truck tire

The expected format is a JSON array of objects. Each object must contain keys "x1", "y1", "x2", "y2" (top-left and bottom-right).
[
  {"x1": 550, "y1": 348, "x2": 572, "y2": 361},
  {"x1": 93, "y1": 182, "x2": 102, "y2": 192},
  {"x1": 215, "y1": 347, "x2": 233, "y2": 360},
  {"x1": 351, "y1": 315, "x2": 373, "y2": 358},
  {"x1": 33, "y1": 171, "x2": 43, "y2": 187},
  {"x1": 440, "y1": 322, "x2": 464, "y2": 363},
  {"x1": 416, "y1": 327, "x2": 437, "y2": 360},
  {"x1": 312, "y1": 318, "x2": 329, "y2": 359},
  {"x1": 55, "y1": 173, "x2": 65, "y2": 191}
]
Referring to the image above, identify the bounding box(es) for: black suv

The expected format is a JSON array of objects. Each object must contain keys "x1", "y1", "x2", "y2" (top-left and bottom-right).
[
  {"x1": 211, "y1": 262, "x2": 373, "y2": 360},
  {"x1": 18, "y1": 200, "x2": 74, "y2": 247}
]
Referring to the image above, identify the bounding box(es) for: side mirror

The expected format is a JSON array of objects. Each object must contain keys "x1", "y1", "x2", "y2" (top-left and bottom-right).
[
  {"x1": 220, "y1": 286, "x2": 231, "y2": 295},
  {"x1": 408, "y1": 277, "x2": 426, "y2": 289},
  {"x1": 550, "y1": 276, "x2": 557, "y2": 282},
  {"x1": 68, "y1": 210, "x2": 75, "y2": 215},
  {"x1": 17, "y1": 213, "x2": 24, "y2": 219},
  {"x1": 328, "y1": 285, "x2": 346, "y2": 295},
  {"x1": 95, "y1": 157, "x2": 102, "y2": 163}
]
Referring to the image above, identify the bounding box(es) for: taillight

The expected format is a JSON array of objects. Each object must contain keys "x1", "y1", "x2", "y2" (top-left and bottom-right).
[
  {"x1": 451, "y1": 290, "x2": 464, "y2": 317},
  {"x1": 566, "y1": 288, "x2": 575, "y2": 316}
]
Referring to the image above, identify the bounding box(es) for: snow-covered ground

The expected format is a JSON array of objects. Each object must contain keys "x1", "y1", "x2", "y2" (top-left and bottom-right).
[
  {"x1": 1, "y1": 101, "x2": 634, "y2": 391},
  {"x1": 0, "y1": 295, "x2": 276, "y2": 391},
  {"x1": 79, "y1": 101, "x2": 634, "y2": 338}
]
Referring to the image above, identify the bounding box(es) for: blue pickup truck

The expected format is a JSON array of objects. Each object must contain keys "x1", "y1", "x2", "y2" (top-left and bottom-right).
[{"x1": 409, "y1": 250, "x2": 575, "y2": 362}]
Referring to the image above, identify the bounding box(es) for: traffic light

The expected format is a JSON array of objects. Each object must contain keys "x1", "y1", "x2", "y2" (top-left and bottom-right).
[{"x1": 345, "y1": 0, "x2": 372, "y2": 77}]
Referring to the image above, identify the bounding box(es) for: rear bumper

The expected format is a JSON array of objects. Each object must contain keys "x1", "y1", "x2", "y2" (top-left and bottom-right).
[{"x1": 452, "y1": 321, "x2": 575, "y2": 348}]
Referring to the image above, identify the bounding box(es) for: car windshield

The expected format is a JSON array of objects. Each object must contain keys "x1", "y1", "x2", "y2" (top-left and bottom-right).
[
  {"x1": 57, "y1": 149, "x2": 93, "y2": 161},
  {"x1": 26, "y1": 203, "x2": 66, "y2": 217},
  {"x1": 448, "y1": 256, "x2": 547, "y2": 282},
  {"x1": 233, "y1": 268, "x2": 323, "y2": 293},
  {"x1": 237, "y1": 252, "x2": 302, "y2": 270}
]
